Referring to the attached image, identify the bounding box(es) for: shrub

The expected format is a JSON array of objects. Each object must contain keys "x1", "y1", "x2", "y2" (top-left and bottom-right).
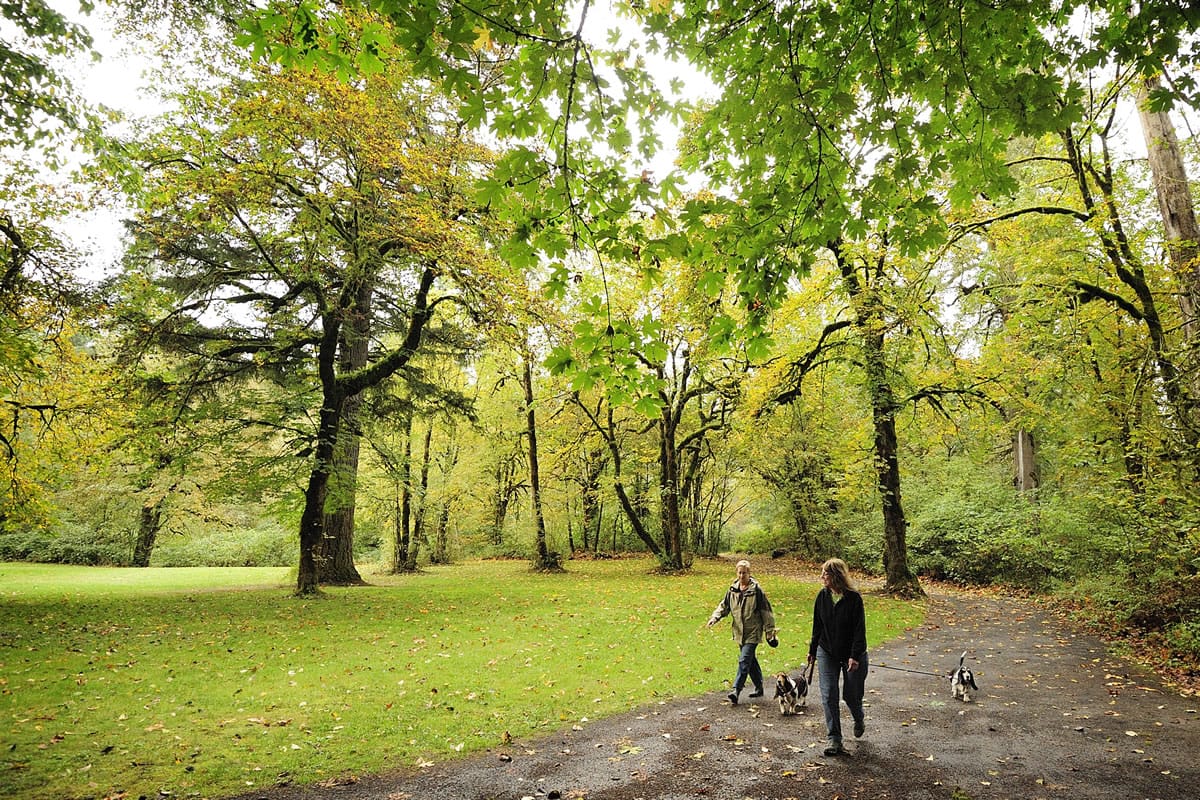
[
  {"x1": 0, "y1": 530, "x2": 51, "y2": 561},
  {"x1": 907, "y1": 485, "x2": 1072, "y2": 589},
  {"x1": 830, "y1": 507, "x2": 884, "y2": 575},
  {"x1": 152, "y1": 523, "x2": 295, "y2": 567},
  {"x1": 732, "y1": 527, "x2": 790, "y2": 555},
  {"x1": 0, "y1": 525, "x2": 130, "y2": 566},
  {"x1": 1164, "y1": 620, "x2": 1200, "y2": 665},
  {"x1": 1063, "y1": 569, "x2": 1200, "y2": 655}
]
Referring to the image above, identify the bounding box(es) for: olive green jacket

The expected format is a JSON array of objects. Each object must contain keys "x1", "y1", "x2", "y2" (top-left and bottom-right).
[{"x1": 709, "y1": 578, "x2": 777, "y2": 645}]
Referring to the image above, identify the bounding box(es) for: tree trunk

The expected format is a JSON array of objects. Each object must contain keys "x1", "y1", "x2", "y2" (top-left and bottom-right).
[
  {"x1": 317, "y1": 389, "x2": 365, "y2": 585},
  {"x1": 404, "y1": 422, "x2": 433, "y2": 572},
  {"x1": 296, "y1": 265, "x2": 437, "y2": 595},
  {"x1": 605, "y1": 414, "x2": 662, "y2": 556},
  {"x1": 613, "y1": 481, "x2": 662, "y2": 555},
  {"x1": 870, "y1": 392, "x2": 921, "y2": 597},
  {"x1": 1137, "y1": 77, "x2": 1200, "y2": 441},
  {"x1": 566, "y1": 505, "x2": 576, "y2": 554},
  {"x1": 429, "y1": 430, "x2": 458, "y2": 565},
  {"x1": 658, "y1": 409, "x2": 685, "y2": 570},
  {"x1": 392, "y1": 414, "x2": 416, "y2": 573},
  {"x1": 489, "y1": 456, "x2": 518, "y2": 546},
  {"x1": 297, "y1": 394, "x2": 344, "y2": 595},
  {"x1": 579, "y1": 449, "x2": 604, "y2": 552},
  {"x1": 317, "y1": 280, "x2": 372, "y2": 585},
  {"x1": 786, "y1": 490, "x2": 813, "y2": 554},
  {"x1": 431, "y1": 501, "x2": 452, "y2": 564},
  {"x1": 835, "y1": 242, "x2": 924, "y2": 598},
  {"x1": 132, "y1": 499, "x2": 163, "y2": 568},
  {"x1": 523, "y1": 358, "x2": 559, "y2": 571},
  {"x1": 318, "y1": 397, "x2": 364, "y2": 583},
  {"x1": 1013, "y1": 430, "x2": 1038, "y2": 492}
]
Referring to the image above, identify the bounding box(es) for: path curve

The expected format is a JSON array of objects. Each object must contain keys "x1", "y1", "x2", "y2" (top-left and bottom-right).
[{"x1": 237, "y1": 589, "x2": 1200, "y2": 800}]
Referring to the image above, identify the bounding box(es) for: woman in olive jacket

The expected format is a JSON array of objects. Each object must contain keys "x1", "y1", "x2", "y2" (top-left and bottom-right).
[
  {"x1": 806, "y1": 557, "x2": 868, "y2": 756},
  {"x1": 708, "y1": 559, "x2": 777, "y2": 705}
]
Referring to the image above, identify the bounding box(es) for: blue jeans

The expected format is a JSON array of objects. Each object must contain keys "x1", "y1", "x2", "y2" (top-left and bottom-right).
[
  {"x1": 733, "y1": 642, "x2": 763, "y2": 695},
  {"x1": 816, "y1": 646, "x2": 868, "y2": 745}
]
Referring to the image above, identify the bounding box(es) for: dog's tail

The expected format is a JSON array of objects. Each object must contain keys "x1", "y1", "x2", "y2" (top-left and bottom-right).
[{"x1": 958, "y1": 650, "x2": 967, "y2": 669}]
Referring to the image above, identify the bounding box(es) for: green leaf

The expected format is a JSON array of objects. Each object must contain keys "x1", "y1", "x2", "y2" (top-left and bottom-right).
[
  {"x1": 545, "y1": 345, "x2": 576, "y2": 375},
  {"x1": 633, "y1": 394, "x2": 663, "y2": 418},
  {"x1": 744, "y1": 331, "x2": 775, "y2": 362},
  {"x1": 698, "y1": 269, "x2": 725, "y2": 297}
]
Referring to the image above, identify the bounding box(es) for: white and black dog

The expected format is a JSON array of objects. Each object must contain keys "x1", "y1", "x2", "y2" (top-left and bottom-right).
[
  {"x1": 949, "y1": 651, "x2": 979, "y2": 701},
  {"x1": 774, "y1": 665, "x2": 811, "y2": 715}
]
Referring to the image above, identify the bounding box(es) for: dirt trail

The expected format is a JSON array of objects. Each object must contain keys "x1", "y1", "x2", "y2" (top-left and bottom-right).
[{"x1": 236, "y1": 580, "x2": 1200, "y2": 800}]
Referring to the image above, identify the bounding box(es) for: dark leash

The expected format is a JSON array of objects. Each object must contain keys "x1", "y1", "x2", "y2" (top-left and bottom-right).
[{"x1": 873, "y1": 662, "x2": 944, "y2": 678}]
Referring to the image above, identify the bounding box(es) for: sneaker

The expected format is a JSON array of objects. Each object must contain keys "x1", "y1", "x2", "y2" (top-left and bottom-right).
[
  {"x1": 854, "y1": 719, "x2": 865, "y2": 738},
  {"x1": 823, "y1": 744, "x2": 845, "y2": 756},
  {"x1": 727, "y1": 692, "x2": 738, "y2": 705}
]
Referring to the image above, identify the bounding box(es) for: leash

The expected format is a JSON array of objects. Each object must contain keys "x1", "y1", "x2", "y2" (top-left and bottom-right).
[{"x1": 873, "y1": 663, "x2": 944, "y2": 678}]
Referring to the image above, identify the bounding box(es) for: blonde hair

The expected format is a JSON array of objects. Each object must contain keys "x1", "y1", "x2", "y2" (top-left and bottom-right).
[
  {"x1": 736, "y1": 559, "x2": 751, "y2": 570},
  {"x1": 821, "y1": 558, "x2": 857, "y2": 593}
]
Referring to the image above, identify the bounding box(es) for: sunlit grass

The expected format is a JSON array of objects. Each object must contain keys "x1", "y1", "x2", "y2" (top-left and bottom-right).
[{"x1": 0, "y1": 558, "x2": 923, "y2": 800}]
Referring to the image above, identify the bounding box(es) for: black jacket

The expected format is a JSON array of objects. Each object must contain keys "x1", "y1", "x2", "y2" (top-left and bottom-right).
[{"x1": 808, "y1": 588, "x2": 867, "y2": 663}]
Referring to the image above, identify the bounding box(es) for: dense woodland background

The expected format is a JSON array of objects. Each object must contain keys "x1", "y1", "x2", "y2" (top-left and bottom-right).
[{"x1": 3, "y1": 3, "x2": 1199, "y2": 671}]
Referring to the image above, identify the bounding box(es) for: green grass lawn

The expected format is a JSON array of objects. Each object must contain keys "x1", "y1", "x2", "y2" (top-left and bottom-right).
[{"x1": 0, "y1": 558, "x2": 924, "y2": 800}]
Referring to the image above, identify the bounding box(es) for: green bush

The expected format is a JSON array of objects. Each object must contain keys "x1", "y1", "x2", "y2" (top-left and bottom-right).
[
  {"x1": 732, "y1": 526, "x2": 791, "y2": 554},
  {"x1": 827, "y1": 507, "x2": 883, "y2": 575},
  {"x1": 0, "y1": 530, "x2": 51, "y2": 561},
  {"x1": 1063, "y1": 567, "x2": 1200, "y2": 681},
  {"x1": 1165, "y1": 620, "x2": 1200, "y2": 664},
  {"x1": 906, "y1": 485, "x2": 1071, "y2": 589},
  {"x1": 0, "y1": 525, "x2": 130, "y2": 566},
  {"x1": 152, "y1": 523, "x2": 295, "y2": 567},
  {"x1": 1124, "y1": 572, "x2": 1200, "y2": 630}
]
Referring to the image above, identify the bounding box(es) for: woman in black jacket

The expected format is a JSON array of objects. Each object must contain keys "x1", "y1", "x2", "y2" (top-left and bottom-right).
[{"x1": 806, "y1": 558, "x2": 868, "y2": 756}]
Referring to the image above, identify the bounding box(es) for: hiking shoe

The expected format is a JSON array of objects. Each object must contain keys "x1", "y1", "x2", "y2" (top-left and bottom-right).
[
  {"x1": 727, "y1": 692, "x2": 738, "y2": 705},
  {"x1": 823, "y1": 744, "x2": 845, "y2": 756},
  {"x1": 854, "y1": 719, "x2": 865, "y2": 738},
  {"x1": 748, "y1": 689, "x2": 764, "y2": 698}
]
